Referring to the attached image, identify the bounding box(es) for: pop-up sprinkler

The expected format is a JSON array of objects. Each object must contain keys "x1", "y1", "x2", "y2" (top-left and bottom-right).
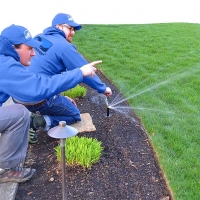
[
  {"x1": 107, "y1": 106, "x2": 110, "y2": 117},
  {"x1": 106, "y1": 97, "x2": 110, "y2": 117},
  {"x1": 48, "y1": 121, "x2": 78, "y2": 200}
]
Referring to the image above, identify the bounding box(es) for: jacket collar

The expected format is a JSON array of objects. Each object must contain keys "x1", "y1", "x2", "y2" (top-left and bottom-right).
[{"x1": 43, "y1": 26, "x2": 66, "y2": 38}]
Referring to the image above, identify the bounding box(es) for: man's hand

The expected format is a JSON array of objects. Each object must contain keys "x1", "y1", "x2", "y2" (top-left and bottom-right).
[
  {"x1": 104, "y1": 87, "x2": 112, "y2": 97},
  {"x1": 64, "y1": 96, "x2": 77, "y2": 107},
  {"x1": 80, "y1": 60, "x2": 102, "y2": 77}
]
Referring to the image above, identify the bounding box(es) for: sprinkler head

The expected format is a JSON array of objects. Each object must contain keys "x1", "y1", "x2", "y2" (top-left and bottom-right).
[{"x1": 107, "y1": 106, "x2": 110, "y2": 117}]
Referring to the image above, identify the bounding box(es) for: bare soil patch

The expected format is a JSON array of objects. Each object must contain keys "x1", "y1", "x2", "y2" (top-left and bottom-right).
[{"x1": 16, "y1": 71, "x2": 173, "y2": 200}]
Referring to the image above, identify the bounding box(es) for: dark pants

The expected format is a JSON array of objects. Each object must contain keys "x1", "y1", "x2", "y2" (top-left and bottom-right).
[{"x1": 24, "y1": 94, "x2": 81, "y2": 129}]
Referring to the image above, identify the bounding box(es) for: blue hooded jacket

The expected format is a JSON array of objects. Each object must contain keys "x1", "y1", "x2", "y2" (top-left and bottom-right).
[
  {"x1": 28, "y1": 26, "x2": 106, "y2": 93},
  {"x1": 0, "y1": 36, "x2": 83, "y2": 106}
]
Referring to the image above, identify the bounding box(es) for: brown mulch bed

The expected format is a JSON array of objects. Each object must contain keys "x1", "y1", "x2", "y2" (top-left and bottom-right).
[{"x1": 15, "y1": 71, "x2": 173, "y2": 200}]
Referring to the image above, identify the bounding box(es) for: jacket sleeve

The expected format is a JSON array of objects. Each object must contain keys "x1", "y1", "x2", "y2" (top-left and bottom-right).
[
  {"x1": 0, "y1": 59, "x2": 83, "y2": 103},
  {"x1": 61, "y1": 44, "x2": 106, "y2": 93}
]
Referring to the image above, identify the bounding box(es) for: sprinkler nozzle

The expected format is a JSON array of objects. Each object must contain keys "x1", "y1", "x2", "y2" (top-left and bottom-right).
[
  {"x1": 106, "y1": 97, "x2": 110, "y2": 117},
  {"x1": 107, "y1": 106, "x2": 110, "y2": 117}
]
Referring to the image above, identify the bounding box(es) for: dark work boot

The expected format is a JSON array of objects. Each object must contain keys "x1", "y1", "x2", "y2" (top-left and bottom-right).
[
  {"x1": 29, "y1": 113, "x2": 38, "y2": 144},
  {"x1": 33, "y1": 114, "x2": 46, "y2": 129}
]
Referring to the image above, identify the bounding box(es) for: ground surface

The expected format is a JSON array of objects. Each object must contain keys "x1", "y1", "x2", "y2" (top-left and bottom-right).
[{"x1": 16, "y1": 71, "x2": 173, "y2": 200}]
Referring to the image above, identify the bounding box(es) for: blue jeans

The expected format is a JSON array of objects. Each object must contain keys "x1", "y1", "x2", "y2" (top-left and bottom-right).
[{"x1": 25, "y1": 94, "x2": 81, "y2": 129}]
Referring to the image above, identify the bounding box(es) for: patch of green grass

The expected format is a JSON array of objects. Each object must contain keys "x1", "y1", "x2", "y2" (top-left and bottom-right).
[
  {"x1": 62, "y1": 84, "x2": 87, "y2": 99},
  {"x1": 74, "y1": 23, "x2": 200, "y2": 200},
  {"x1": 55, "y1": 136, "x2": 103, "y2": 168}
]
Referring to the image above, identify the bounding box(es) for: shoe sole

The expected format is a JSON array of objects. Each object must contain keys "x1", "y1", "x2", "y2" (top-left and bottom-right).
[
  {"x1": 29, "y1": 138, "x2": 38, "y2": 144},
  {"x1": 29, "y1": 132, "x2": 38, "y2": 144}
]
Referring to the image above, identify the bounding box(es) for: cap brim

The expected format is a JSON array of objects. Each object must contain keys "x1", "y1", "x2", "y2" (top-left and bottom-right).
[
  {"x1": 68, "y1": 22, "x2": 82, "y2": 30},
  {"x1": 24, "y1": 39, "x2": 41, "y2": 47}
]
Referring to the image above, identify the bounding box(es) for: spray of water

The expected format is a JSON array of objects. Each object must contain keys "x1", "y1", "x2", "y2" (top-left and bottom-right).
[
  {"x1": 109, "y1": 66, "x2": 200, "y2": 107},
  {"x1": 109, "y1": 106, "x2": 175, "y2": 115},
  {"x1": 110, "y1": 50, "x2": 196, "y2": 107},
  {"x1": 90, "y1": 65, "x2": 200, "y2": 121}
]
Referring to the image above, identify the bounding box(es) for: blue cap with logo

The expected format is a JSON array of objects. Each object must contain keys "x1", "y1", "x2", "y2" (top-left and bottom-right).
[
  {"x1": 52, "y1": 13, "x2": 82, "y2": 30},
  {"x1": 1, "y1": 24, "x2": 41, "y2": 47}
]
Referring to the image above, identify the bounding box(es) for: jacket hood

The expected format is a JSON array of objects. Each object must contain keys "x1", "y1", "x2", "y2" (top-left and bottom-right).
[
  {"x1": 43, "y1": 26, "x2": 66, "y2": 38},
  {"x1": 0, "y1": 36, "x2": 20, "y2": 61}
]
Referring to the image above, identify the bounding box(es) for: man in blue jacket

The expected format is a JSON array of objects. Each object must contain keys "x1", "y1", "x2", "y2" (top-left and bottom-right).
[
  {"x1": 0, "y1": 24, "x2": 100, "y2": 183},
  {"x1": 27, "y1": 13, "x2": 112, "y2": 143}
]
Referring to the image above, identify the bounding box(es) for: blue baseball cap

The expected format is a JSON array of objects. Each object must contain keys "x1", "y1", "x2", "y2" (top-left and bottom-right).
[
  {"x1": 1, "y1": 24, "x2": 41, "y2": 47},
  {"x1": 52, "y1": 13, "x2": 82, "y2": 30}
]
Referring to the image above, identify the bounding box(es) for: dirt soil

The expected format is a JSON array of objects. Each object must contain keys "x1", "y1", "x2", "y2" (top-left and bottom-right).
[{"x1": 16, "y1": 71, "x2": 173, "y2": 200}]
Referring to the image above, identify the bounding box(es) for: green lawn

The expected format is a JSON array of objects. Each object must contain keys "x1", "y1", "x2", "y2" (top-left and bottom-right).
[{"x1": 73, "y1": 23, "x2": 200, "y2": 200}]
